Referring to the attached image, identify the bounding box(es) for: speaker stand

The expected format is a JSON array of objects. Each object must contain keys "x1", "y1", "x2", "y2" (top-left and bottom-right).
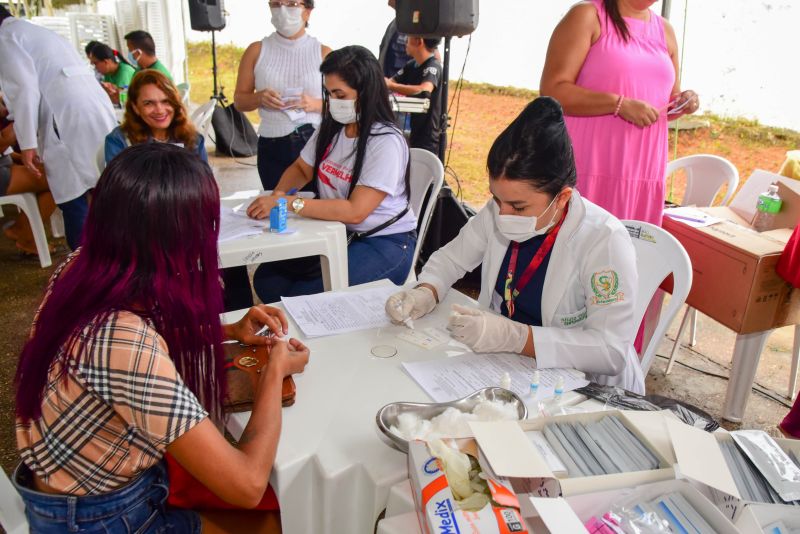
[
  {"x1": 210, "y1": 30, "x2": 225, "y2": 102},
  {"x1": 436, "y1": 36, "x2": 451, "y2": 165}
]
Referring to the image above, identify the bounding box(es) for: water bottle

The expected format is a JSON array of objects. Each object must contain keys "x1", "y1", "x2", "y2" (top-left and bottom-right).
[
  {"x1": 752, "y1": 184, "x2": 782, "y2": 232},
  {"x1": 119, "y1": 85, "x2": 129, "y2": 107}
]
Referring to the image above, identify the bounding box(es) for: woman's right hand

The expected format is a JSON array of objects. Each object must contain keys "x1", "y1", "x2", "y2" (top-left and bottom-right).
[
  {"x1": 259, "y1": 88, "x2": 284, "y2": 110},
  {"x1": 385, "y1": 286, "x2": 438, "y2": 324},
  {"x1": 618, "y1": 98, "x2": 660, "y2": 128},
  {"x1": 265, "y1": 338, "x2": 310, "y2": 380}
]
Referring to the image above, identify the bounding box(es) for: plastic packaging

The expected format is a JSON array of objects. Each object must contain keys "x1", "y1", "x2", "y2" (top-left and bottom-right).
[
  {"x1": 731, "y1": 430, "x2": 800, "y2": 502},
  {"x1": 752, "y1": 183, "x2": 783, "y2": 232},
  {"x1": 119, "y1": 85, "x2": 129, "y2": 106},
  {"x1": 575, "y1": 383, "x2": 720, "y2": 432}
]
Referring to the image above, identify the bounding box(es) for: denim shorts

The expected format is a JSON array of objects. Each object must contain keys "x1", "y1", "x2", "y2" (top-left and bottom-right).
[{"x1": 13, "y1": 461, "x2": 201, "y2": 533}]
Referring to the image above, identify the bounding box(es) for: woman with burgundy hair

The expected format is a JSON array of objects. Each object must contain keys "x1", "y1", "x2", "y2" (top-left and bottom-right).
[{"x1": 13, "y1": 143, "x2": 308, "y2": 532}]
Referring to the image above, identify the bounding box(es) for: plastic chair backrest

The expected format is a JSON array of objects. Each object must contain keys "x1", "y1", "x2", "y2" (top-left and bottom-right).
[
  {"x1": 667, "y1": 154, "x2": 739, "y2": 207},
  {"x1": 191, "y1": 100, "x2": 217, "y2": 138},
  {"x1": 0, "y1": 467, "x2": 29, "y2": 534},
  {"x1": 177, "y1": 83, "x2": 190, "y2": 105},
  {"x1": 622, "y1": 220, "x2": 693, "y2": 375},
  {"x1": 408, "y1": 149, "x2": 445, "y2": 278}
]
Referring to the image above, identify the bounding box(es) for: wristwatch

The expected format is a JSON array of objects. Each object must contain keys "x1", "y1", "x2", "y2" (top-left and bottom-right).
[{"x1": 291, "y1": 197, "x2": 305, "y2": 215}]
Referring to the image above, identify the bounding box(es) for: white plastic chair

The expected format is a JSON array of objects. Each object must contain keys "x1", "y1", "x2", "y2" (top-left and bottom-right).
[
  {"x1": 191, "y1": 99, "x2": 217, "y2": 139},
  {"x1": 177, "y1": 82, "x2": 190, "y2": 105},
  {"x1": 0, "y1": 467, "x2": 28, "y2": 534},
  {"x1": 622, "y1": 220, "x2": 693, "y2": 375},
  {"x1": 665, "y1": 155, "x2": 739, "y2": 365},
  {"x1": 0, "y1": 194, "x2": 52, "y2": 268},
  {"x1": 406, "y1": 148, "x2": 444, "y2": 283}
]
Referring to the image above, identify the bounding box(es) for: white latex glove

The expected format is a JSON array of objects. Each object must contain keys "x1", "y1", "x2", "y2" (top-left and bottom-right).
[
  {"x1": 447, "y1": 304, "x2": 530, "y2": 354},
  {"x1": 385, "y1": 286, "x2": 437, "y2": 324}
]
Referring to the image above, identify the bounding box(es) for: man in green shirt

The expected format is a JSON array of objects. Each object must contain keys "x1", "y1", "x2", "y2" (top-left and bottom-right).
[{"x1": 124, "y1": 30, "x2": 173, "y2": 81}]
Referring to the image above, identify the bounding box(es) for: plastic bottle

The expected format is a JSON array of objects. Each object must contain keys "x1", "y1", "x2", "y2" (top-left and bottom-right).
[
  {"x1": 752, "y1": 184, "x2": 782, "y2": 232},
  {"x1": 119, "y1": 85, "x2": 129, "y2": 107}
]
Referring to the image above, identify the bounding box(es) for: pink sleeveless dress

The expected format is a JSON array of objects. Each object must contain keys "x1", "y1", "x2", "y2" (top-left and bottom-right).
[{"x1": 565, "y1": 0, "x2": 675, "y2": 226}]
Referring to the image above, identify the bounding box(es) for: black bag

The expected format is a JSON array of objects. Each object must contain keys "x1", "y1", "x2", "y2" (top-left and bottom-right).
[
  {"x1": 211, "y1": 101, "x2": 258, "y2": 157},
  {"x1": 419, "y1": 184, "x2": 481, "y2": 289}
]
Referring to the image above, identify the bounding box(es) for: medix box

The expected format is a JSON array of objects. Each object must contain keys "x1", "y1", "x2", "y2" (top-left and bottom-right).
[
  {"x1": 408, "y1": 439, "x2": 528, "y2": 534},
  {"x1": 663, "y1": 206, "x2": 798, "y2": 333}
]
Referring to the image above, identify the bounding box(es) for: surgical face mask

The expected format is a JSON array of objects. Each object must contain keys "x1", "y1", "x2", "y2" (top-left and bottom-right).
[
  {"x1": 271, "y1": 6, "x2": 304, "y2": 37},
  {"x1": 328, "y1": 98, "x2": 358, "y2": 124},
  {"x1": 493, "y1": 194, "x2": 560, "y2": 242},
  {"x1": 127, "y1": 50, "x2": 140, "y2": 65}
]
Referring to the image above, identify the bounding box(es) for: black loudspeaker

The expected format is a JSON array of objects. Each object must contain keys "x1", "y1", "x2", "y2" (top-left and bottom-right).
[
  {"x1": 395, "y1": 0, "x2": 478, "y2": 37},
  {"x1": 188, "y1": 0, "x2": 226, "y2": 31}
]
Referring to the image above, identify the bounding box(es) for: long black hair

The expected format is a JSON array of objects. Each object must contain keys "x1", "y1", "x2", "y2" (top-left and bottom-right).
[
  {"x1": 487, "y1": 96, "x2": 576, "y2": 199},
  {"x1": 88, "y1": 42, "x2": 134, "y2": 68},
  {"x1": 604, "y1": 0, "x2": 631, "y2": 42},
  {"x1": 314, "y1": 45, "x2": 409, "y2": 200}
]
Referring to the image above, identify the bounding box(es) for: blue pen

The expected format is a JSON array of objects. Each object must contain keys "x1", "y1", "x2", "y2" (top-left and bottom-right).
[{"x1": 287, "y1": 188, "x2": 298, "y2": 195}]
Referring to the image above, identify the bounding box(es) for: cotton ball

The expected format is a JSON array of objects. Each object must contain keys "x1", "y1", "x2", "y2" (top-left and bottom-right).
[
  {"x1": 430, "y1": 407, "x2": 476, "y2": 437},
  {"x1": 472, "y1": 400, "x2": 519, "y2": 421},
  {"x1": 391, "y1": 412, "x2": 429, "y2": 440}
]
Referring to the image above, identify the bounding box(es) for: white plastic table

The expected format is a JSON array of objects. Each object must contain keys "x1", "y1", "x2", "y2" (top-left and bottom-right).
[
  {"x1": 217, "y1": 201, "x2": 348, "y2": 291},
  {"x1": 222, "y1": 281, "x2": 585, "y2": 534}
]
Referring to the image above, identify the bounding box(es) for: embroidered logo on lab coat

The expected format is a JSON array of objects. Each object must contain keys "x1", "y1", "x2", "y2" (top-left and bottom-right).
[{"x1": 591, "y1": 270, "x2": 624, "y2": 305}]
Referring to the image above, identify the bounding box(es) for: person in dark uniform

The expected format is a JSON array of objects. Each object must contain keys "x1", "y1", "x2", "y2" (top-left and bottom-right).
[
  {"x1": 385, "y1": 36, "x2": 443, "y2": 155},
  {"x1": 378, "y1": 0, "x2": 411, "y2": 78}
]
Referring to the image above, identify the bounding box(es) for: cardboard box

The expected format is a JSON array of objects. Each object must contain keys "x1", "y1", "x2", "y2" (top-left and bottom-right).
[
  {"x1": 728, "y1": 170, "x2": 800, "y2": 226},
  {"x1": 525, "y1": 480, "x2": 739, "y2": 533},
  {"x1": 469, "y1": 412, "x2": 679, "y2": 498},
  {"x1": 407, "y1": 439, "x2": 528, "y2": 534},
  {"x1": 735, "y1": 502, "x2": 800, "y2": 533},
  {"x1": 663, "y1": 206, "x2": 798, "y2": 333},
  {"x1": 689, "y1": 432, "x2": 800, "y2": 522}
]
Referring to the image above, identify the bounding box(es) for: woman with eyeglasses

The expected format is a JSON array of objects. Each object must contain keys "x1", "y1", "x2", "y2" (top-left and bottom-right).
[
  {"x1": 386, "y1": 97, "x2": 644, "y2": 394},
  {"x1": 234, "y1": 0, "x2": 329, "y2": 192},
  {"x1": 245, "y1": 45, "x2": 418, "y2": 305}
]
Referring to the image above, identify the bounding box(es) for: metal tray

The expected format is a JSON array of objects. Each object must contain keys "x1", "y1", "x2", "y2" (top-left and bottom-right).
[{"x1": 375, "y1": 387, "x2": 528, "y2": 453}]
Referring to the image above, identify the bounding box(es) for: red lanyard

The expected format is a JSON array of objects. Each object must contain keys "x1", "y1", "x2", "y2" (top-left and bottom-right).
[{"x1": 504, "y1": 205, "x2": 569, "y2": 318}]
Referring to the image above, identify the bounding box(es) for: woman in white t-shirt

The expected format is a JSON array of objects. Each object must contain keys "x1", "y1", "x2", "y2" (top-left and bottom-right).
[{"x1": 246, "y1": 45, "x2": 418, "y2": 303}]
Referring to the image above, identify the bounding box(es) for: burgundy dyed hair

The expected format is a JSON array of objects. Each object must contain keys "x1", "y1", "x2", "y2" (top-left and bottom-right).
[{"x1": 15, "y1": 143, "x2": 226, "y2": 422}]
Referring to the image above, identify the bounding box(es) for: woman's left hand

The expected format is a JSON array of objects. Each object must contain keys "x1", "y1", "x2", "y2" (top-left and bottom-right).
[
  {"x1": 668, "y1": 89, "x2": 699, "y2": 118},
  {"x1": 246, "y1": 195, "x2": 280, "y2": 219},
  {"x1": 226, "y1": 305, "x2": 289, "y2": 345},
  {"x1": 447, "y1": 304, "x2": 530, "y2": 354}
]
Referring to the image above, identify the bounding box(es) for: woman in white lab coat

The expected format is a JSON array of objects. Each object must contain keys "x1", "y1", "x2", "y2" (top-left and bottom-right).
[
  {"x1": 386, "y1": 97, "x2": 644, "y2": 393},
  {"x1": 0, "y1": 7, "x2": 116, "y2": 250}
]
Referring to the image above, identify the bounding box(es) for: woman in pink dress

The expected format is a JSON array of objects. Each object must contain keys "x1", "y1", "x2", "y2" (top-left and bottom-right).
[{"x1": 540, "y1": 0, "x2": 699, "y2": 226}]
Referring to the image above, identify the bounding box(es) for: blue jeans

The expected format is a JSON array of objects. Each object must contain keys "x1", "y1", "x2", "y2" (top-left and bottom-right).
[
  {"x1": 257, "y1": 125, "x2": 316, "y2": 191},
  {"x1": 13, "y1": 461, "x2": 201, "y2": 533},
  {"x1": 58, "y1": 191, "x2": 90, "y2": 251},
  {"x1": 253, "y1": 230, "x2": 417, "y2": 304}
]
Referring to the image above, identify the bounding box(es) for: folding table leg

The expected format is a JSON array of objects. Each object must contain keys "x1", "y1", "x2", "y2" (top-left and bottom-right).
[{"x1": 723, "y1": 330, "x2": 772, "y2": 422}]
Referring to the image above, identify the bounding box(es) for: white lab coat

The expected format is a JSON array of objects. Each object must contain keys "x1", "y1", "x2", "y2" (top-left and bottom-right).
[
  {"x1": 0, "y1": 17, "x2": 116, "y2": 203},
  {"x1": 418, "y1": 191, "x2": 645, "y2": 394}
]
